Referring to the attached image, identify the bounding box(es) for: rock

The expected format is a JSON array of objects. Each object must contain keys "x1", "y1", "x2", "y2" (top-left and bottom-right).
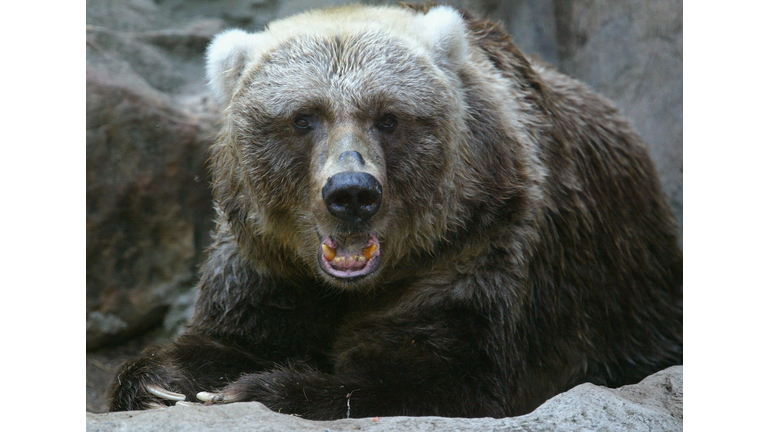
[
  {"x1": 86, "y1": 366, "x2": 682, "y2": 431},
  {"x1": 85, "y1": 0, "x2": 237, "y2": 351},
  {"x1": 86, "y1": 29, "x2": 218, "y2": 350}
]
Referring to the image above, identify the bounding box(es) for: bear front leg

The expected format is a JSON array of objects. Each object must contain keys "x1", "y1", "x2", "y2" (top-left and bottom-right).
[
  {"x1": 197, "y1": 303, "x2": 510, "y2": 419},
  {"x1": 110, "y1": 227, "x2": 348, "y2": 412},
  {"x1": 196, "y1": 366, "x2": 356, "y2": 418},
  {"x1": 196, "y1": 355, "x2": 507, "y2": 420},
  {"x1": 109, "y1": 332, "x2": 269, "y2": 411}
]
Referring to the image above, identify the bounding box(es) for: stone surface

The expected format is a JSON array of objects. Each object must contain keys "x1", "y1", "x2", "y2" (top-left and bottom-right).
[
  {"x1": 85, "y1": 60, "x2": 217, "y2": 350},
  {"x1": 86, "y1": 5, "x2": 221, "y2": 351},
  {"x1": 86, "y1": 366, "x2": 682, "y2": 432}
]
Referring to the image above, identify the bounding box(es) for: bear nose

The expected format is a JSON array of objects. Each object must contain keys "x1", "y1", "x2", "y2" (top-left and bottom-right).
[{"x1": 322, "y1": 172, "x2": 382, "y2": 223}]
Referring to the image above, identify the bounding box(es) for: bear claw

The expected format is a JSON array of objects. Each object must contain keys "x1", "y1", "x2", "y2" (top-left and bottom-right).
[
  {"x1": 196, "y1": 391, "x2": 224, "y2": 403},
  {"x1": 146, "y1": 384, "x2": 186, "y2": 402}
]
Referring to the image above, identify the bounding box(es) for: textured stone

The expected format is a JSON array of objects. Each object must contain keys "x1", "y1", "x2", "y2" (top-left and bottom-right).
[
  {"x1": 86, "y1": 33, "x2": 218, "y2": 350},
  {"x1": 86, "y1": 366, "x2": 682, "y2": 432}
]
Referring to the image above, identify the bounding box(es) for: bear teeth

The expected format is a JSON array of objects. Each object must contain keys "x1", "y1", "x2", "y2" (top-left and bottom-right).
[
  {"x1": 318, "y1": 234, "x2": 380, "y2": 277},
  {"x1": 322, "y1": 244, "x2": 337, "y2": 261},
  {"x1": 328, "y1": 254, "x2": 368, "y2": 269},
  {"x1": 362, "y1": 244, "x2": 377, "y2": 260}
]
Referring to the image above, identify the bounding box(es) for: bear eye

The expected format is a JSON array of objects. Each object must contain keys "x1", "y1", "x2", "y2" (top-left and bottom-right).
[
  {"x1": 377, "y1": 114, "x2": 398, "y2": 132},
  {"x1": 293, "y1": 115, "x2": 311, "y2": 132}
]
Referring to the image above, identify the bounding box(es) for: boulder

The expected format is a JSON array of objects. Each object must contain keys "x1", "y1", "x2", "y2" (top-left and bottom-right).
[
  {"x1": 85, "y1": 24, "x2": 218, "y2": 350},
  {"x1": 85, "y1": 0, "x2": 233, "y2": 350}
]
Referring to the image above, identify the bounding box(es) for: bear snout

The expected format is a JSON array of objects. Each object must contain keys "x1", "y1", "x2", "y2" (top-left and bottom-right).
[{"x1": 322, "y1": 172, "x2": 382, "y2": 223}]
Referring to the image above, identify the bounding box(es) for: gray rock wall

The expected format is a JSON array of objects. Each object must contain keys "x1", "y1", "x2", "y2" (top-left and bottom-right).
[{"x1": 86, "y1": 0, "x2": 683, "y2": 418}]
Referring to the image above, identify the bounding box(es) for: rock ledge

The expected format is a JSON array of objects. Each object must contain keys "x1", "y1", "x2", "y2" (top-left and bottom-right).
[{"x1": 86, "y1": 366, "x2": 682, "y2": 432}]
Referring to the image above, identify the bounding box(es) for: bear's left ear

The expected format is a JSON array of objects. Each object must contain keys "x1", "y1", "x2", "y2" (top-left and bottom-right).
[
  {"x1": 419, "y1": 6, "x2": 469, "y2": 72},
  {"x1": 206, "y1": 29, "x2": 263, "y2": 105}
]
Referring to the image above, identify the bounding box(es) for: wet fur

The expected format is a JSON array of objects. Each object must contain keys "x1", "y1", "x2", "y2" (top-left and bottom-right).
[{"x1": 110, "y1": 4, "x2": 682, "y2": 418}]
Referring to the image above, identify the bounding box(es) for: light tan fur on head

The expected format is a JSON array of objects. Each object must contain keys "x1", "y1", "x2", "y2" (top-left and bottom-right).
[
  {"x1": 206, "y1": 5, "x2": 468, "y2": 105},
  {"x1": 206, "y1": 29, "x2": 264, "y2": 105}
]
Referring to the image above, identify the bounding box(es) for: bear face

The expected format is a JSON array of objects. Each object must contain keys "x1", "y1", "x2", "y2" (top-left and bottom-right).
[{"x1": 206, "y1": 6, "x2": 522, "y2": 288}]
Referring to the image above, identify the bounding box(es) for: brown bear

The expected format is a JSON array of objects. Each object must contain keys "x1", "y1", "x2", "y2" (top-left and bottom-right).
[{"x1": 109, "y1": 4, "x2": 682, "y2": 419}]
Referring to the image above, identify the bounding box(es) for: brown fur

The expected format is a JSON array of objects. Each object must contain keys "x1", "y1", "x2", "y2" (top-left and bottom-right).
[{"x1": 110, "y1": 4, "x2": 682, "y2": 418}]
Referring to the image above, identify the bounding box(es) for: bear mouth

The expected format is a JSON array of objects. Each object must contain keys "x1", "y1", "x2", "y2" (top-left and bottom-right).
[{"x1": 317, "y1": 232, "x2": 381, "y2": 280}]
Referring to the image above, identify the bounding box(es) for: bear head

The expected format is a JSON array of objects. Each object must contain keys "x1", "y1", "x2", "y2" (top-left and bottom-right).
[{"x1": 205, "y1": 5, "x2": 529, "y2": 289}]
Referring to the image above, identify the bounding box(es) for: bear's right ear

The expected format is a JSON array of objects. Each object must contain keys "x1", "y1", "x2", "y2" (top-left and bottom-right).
[{"x1": 206, "y1": 29, "x2": 262, "y2": 105}]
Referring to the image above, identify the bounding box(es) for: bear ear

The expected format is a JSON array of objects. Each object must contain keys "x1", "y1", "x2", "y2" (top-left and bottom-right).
[
  {"x1": 206, "y1": 29, "x2": 262, "y2": 105},
  {"x1": 419, "y1": 6, "x2": 469, "y2": 72}
]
